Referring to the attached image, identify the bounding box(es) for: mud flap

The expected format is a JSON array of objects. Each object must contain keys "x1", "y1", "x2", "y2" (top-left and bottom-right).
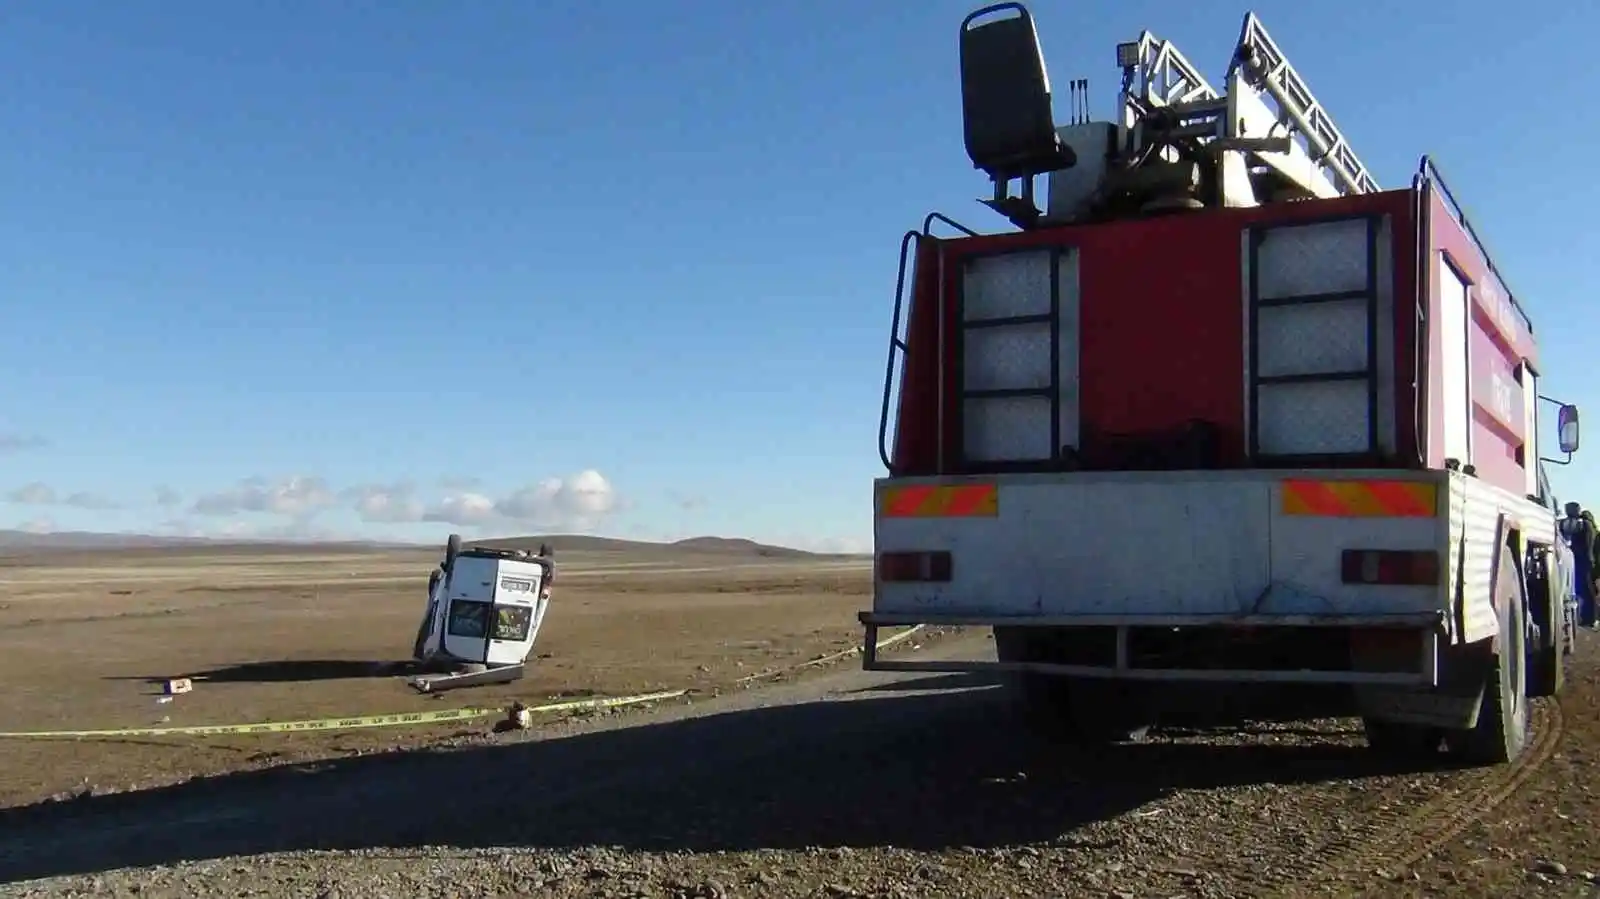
[
  {"x1": 1354, "y1": 684, "x2": 1481, "y2": 730},
  {"x1": 1350, "y1": 624, "x2": 1478, "y2": 730}
]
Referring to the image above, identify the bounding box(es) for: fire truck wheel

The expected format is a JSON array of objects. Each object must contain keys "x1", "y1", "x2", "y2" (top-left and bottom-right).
[
  {"x1": 1064, "y1": 679, "x2": 1151, "y2": 744},
  {"x1": 1528, "y1": 572, "x2": 1565, "y2": 698},
  {"x1": 444, "y1": 533, "x2": 461, "y2": 571},
  {"x1": 994, "y1": 626, "x2": 1150, "y2": 743},
  {"x1": 1447, "y1": 545, "x2": 1530, "y2": 765},
  {"x1": 1008, "y1": 671, "x2": 1072, "y2": 730}
]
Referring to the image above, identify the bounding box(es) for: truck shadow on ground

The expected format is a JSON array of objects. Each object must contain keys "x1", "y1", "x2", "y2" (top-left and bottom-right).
[
  {"x1": 851, "y1": 672, "x2": 1384, "y2": 740},
  {"x1": 0, "y1": 686, "x2": 1457, "y2": 884},
  {"x1": 104, "y1": 659, "x2": 404, "y2": 686}
]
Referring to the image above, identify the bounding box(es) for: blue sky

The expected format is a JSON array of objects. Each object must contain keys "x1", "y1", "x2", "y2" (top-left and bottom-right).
[{"x1": 1, "y1": 0, "x2": 1596, "y2": 551}]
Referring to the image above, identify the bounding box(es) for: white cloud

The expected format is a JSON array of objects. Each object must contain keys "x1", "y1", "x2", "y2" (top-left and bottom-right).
[
  {"x1": 5, "y1": 482, "x2": 122, "y2": 510},
  {"x1": 154, "y1": 516, "x2": 363, "y2": 543},
  {"x1": 191, "y1": 476, "x2": 335, "y2": 517},
  {"x1": 423, "y1": 492, "x2": 499, "y2": 526},
  {"x1": 0, "y1": 433, "x2": 47, "y2": 453},
  {"x1": 345, "y1": 482, "x2": 426, "y2": 523},
  {"x1": 497, "y1": 469, "x2": 619, "y2": 522},
  {"x1": 64, "y1": 491, "x2": 120, "y2": 510},
  {"x1": 423, "y1": 469, "x2": 624, "y2": 531},
  {"x1": 7, "y1": 482, "x2": 55, "y2": 504},
  {"x1": 18, "y1": 516, "x2": 55, "y2": 534},
  {"x1": 155, "y1": 486, "x2": 182, "y2": 508},
  {"x1": 173, "y1": 470, "x2": 623, "y2": 534}
]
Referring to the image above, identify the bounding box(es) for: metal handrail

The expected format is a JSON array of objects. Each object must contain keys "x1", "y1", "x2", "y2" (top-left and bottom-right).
[
  {"x1": 1414, "y1": 155, "x2": 1532, "y2": 332},
  {"x1": 877, "y1": 213, "x2": 979, "y2": 472}
]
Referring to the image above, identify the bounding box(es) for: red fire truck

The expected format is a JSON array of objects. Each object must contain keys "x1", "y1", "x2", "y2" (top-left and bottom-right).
[{"x1": 859, "y1": 2, "x2": 1584, "y2": 765}]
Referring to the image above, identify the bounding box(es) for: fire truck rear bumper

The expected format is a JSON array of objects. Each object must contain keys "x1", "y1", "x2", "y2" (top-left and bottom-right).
[{"x1": 858, "y1": 609, "x2": 1446, "y2": 686}]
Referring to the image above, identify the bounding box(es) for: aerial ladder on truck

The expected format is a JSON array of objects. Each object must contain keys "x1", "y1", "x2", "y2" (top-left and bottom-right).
[
  {"x1": 863, "y1": 3, "x2": 1584, "y2": 766},
  {"x1": 968, "y1": 3, "x2": 1377, "y2": 231}
]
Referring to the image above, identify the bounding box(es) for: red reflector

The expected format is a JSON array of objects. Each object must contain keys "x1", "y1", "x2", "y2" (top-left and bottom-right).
[
  {"x1": 1340, "y1": 550, "x2": 1440, "y2": 586},
  {"x1": 877, "y1": 550, "x2": 953, "y2": 583}
]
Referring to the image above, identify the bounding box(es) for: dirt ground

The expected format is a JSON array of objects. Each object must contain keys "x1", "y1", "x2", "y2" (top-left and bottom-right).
[
  {"x1": 0, "y1": 545, "x2": 886, "y2": 808},
  {"x1": 6, "y1": 545, "x2": 1600, "y2": 897}
]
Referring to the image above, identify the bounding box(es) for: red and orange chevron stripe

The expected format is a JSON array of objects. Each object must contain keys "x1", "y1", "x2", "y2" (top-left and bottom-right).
[
  {"x1": 1280, "y1": 479, "x2": 1438, "y2": 518},
  {"x1": 878, "y1": 483, "x2": 999, "y2": 518}
]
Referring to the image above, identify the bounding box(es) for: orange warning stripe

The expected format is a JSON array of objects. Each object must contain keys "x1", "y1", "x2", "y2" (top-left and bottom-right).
[
  {"x1": 1280, "y1": 479, "x2": 1439, "y2": 518},
  {"x1": 879, "y1": 483, "x2": 999, "y2": 518}
]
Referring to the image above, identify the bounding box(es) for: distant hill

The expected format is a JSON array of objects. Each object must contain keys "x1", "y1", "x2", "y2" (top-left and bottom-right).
[
  {"x1": 465, "y1": 534, "x2": 826, "y2": 558},
  {"x1": 668, "y1": 536, "x2": 819, "y2": 558},
  {"x1": 0, "y1": 529, "x2": 401, "y2": 558},
  {"x1": 0, "y1": 529, "x2": 854, "y2": 559}
]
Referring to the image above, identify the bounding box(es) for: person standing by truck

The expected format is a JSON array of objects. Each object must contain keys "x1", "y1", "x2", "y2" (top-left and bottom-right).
[
  {"x1": 1559, "y1": 503, "x2": 1596, "y2": 628},
  {"x1": 1583, "y1": 510, "x2": 1599, "y2": 628}
]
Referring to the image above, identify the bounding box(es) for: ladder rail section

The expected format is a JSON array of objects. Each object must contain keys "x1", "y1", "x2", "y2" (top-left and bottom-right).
[
  {"x1": 878, "y1": 213, "x2": 980, "y2": 473},
  {"x1": 1125, "y1": 30, "x2": 1220, "y2": 115},
  {"x1": 1117, "y1": 31, "x2": 1230, "y2": 171},
  {"x1": 1229, "y1": 13, "x2": 1379, "y2": 197}
]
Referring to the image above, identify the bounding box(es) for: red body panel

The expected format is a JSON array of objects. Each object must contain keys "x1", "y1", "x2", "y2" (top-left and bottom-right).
[{"x1": 891, "y1": 191, "x2": 1425, "y2": 475}]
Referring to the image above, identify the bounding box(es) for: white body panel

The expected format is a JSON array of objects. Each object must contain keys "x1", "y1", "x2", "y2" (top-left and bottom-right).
[
  {"x1": 422, "y1": 555, "x2": 550, "y2": 667},
  {"x1": 1451, "y1": 474, "x2": 1557, "y2": 644},
  {"x1": 876, "y1": 470, "x2": 1444, "y2": 621},
  {"x1": 1437, "y1": 260, "x2": 1472, "y2": 463},
  {"x1": 874, "y1": 469, "x2": 1553, "y2": 649},
  {"x1": 1044, "y1": 123, "x2": 1115, "y2": 222}
]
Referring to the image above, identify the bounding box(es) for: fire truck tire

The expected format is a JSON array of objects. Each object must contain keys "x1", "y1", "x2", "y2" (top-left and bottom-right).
[
  {"x1": 444, "y1": 533, "x2": 461, "y2": 572},
  {"x1": 995, "y1": 627, "x2": 1064, "y2": 729},
  {"x1": 1008, "y1": 671, "x2": 1071, "y2": 728},
  {"x1": 1064, "y1": 679, "x2": 1151, "y2": 744},
  {"x1": 1446, "y1": 546, "x2": 1530, "y2": 766},
  {"x1": 993, "y1": 627, "x2": 1149, "y2": 742},
  {"x1": 1528, "y1": 572, "x2": 1565, "y2": 698}
]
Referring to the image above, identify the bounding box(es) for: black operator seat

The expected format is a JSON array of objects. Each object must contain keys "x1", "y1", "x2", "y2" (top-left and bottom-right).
[{"x1": 959, "y1": 3, "x2": 1077, "y2": 183}]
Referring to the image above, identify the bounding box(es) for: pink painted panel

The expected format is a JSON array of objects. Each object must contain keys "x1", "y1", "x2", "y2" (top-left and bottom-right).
[
  {"x1": 1425, "y1": 189, "x2": 1532, "y2": 493},
  {"x1": 1469, "y1": 323, "x2": 1526, "y2": 489}
]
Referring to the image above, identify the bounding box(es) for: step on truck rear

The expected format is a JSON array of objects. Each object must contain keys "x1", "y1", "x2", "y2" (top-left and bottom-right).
[{"x1": 860, "y1": 2, "x2": 1584, "y2": 765}]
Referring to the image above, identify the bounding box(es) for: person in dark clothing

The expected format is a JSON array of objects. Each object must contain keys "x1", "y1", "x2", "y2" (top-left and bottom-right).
[
  {"x1": 1583, "y1": 511, "x2": 1599, "y2": 628},
  {"x1": 1560, "y1": 503, "x2": 1597, "y2": 628}
]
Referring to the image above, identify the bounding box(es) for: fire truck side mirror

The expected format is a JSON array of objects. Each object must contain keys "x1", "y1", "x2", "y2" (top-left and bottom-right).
[{"x1": 1558, "y1": 404, "x2": 1581, "y2": 455}]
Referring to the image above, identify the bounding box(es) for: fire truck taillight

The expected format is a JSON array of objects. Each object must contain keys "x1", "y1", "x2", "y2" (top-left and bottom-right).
[
  {"x1": 877, "y1": 551, "x2": 953, "y2": 583},
  {"x1": 1340, "y1": 550, "x2": 1441, "y2": 587}
]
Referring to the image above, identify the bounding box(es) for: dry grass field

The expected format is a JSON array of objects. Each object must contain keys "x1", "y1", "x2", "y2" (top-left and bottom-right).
[{"x1": 0, "y1": 540, "x2": 878, "y2": 808}]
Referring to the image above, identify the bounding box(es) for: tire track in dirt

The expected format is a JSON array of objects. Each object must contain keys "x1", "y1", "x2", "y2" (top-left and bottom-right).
[
  {"x1": 1246, "y1": 696, "x2": 1567, "y2": 898},
  {"x1": 1347, "y1": 697, "x2": 1565, "y2": 896}
]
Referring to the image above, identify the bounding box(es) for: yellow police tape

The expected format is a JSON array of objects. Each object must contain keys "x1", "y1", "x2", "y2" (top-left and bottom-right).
[
  {"x1": 0, "y1": 624, "x2": 934, "y2": 740},
  {"x1": 735, "y1": 624, "x2": 925, "y2": 684},
  {"x1": 0, "y1": 689, "x2": 691, "y2": 740}
]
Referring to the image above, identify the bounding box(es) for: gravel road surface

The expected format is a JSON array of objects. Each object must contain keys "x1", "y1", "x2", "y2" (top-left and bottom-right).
[{"x1": 3, "y1": 631, "x2": 1597, "y2": 898}]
